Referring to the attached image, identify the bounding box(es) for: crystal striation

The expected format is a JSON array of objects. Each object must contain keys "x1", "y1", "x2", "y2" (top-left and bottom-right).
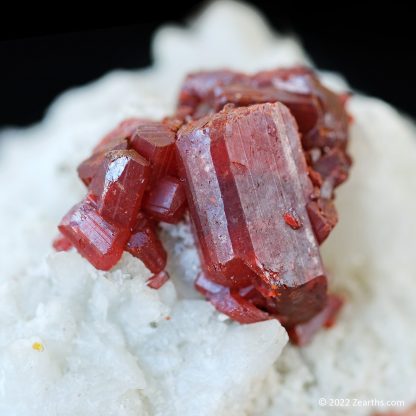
[
  {"x1": 177, "y1": 102, "x2": 327, "y2": 325},
  {"x1": 89, "y1": 150, "x2": 150, "y2": 228}
]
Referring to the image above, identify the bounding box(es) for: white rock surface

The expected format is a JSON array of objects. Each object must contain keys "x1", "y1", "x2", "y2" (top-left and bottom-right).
[{"x1": 0, "y1": 1, "x2": 415, "y2": 415}]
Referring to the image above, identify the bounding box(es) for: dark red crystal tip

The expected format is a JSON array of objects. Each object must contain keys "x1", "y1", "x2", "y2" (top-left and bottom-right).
[{"x1": 58, "y1": 198, "x2": 130, "y2": 271}]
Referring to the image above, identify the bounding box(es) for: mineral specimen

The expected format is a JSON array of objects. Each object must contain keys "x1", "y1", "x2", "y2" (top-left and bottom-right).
[{"x1": 57, "y1": 66, "x2": 351, "y2": 345}]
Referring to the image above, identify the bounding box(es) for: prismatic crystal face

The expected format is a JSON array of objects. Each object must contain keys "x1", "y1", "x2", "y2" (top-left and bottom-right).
[{"x1": 177, "y1": 103, "x2": 328, "y2": 326}]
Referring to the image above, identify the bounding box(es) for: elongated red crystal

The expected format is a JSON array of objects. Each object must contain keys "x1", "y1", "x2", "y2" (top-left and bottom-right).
[
  {"x1": 58, "y1": 199, "x2": 130, "y2": 270},
  {"x1": 147, "y1": 270, "x2": 170, "y2": 289},
  {"x1": 177, "y1": 103, "x2": 327, "y2": 325},
  {"x1": 143, "y1": 176, "x2": 187, "y2": 224},
  {"x1": 287, "y1": 294, "x2": 343, "y2": 346},
  {"x1": 125, "y1": 213, "x2": 167, "y2": 273},
  {"x1": 89, "y1": 150, "x2": 150, "y2": 228},
  {"x1": 130, "y1": 120, "x2": 176, "y2": 184}
]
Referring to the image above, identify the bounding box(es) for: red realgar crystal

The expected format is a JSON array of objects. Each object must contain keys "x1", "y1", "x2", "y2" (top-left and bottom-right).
[
  {"x1": 178, "y1": 67, "x2": 350, "y2": 155},
  {"x1": 52, "y1": 233, "x2": 73, "y2": 252},
  {"x1": 177, "y1": 67, "x2": 351, "y2": 245},
  {"x1": 89, "y1": 150, "x2": 150, "y2": 228},
  {"x1": 58, "y1": 198, "x2": 130, "y2": 271},
  {"x1": 130, "y1": 120, "x2": 177, "y2": 184},
  {"x1": 126, "y1": 213, "x2": 167, "y2": 273},
  {"x1": 287, "y1": 294, "x2": 343, "y2": 346},
  {"x1": 147, "y1": 270, "x2": 170, "y2": 289},
  {"x1": 78, "y1": 118, "x2": 142, "y2": 186},
  {"x1": 77, "y1": 152, "x2": 108, "y2": 187},
  {"x1": 143, "y1": 176, "x2": 186, "y2": 223},
  {"x1": 195, "y1": 273, "x2": 270, "y2": 323},
  {"x1": 177, "y1": 102, "x2": 327, "y2": 326},
  {"x1": 57, "y1": 66, "x2": 351, "y2": 345}
]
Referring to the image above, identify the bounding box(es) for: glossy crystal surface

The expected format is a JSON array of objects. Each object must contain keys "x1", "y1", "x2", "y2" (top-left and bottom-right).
[
  {"x1": 58, "y1": 199, "x2": 130, "y2": 271},
  {"x1": 143, "y1": 176, "x2": 187, "y2": 223},
  {"x1": 89, "y1": 150, "x2": 150, "y2": 228},
  {"x1": 130, "y1": 120, "x2": 176, "y2": 184},
  {"x1": 177, "y1": 102, "x2": 327, "y2": 325}
]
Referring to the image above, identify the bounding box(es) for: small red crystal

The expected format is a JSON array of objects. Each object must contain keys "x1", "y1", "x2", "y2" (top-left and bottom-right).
[
  {"x1": 143, "y1": 176, "x2": 187, "y2": 224},
  {"x1": 52, "y1": 233, "x2": 73, "y2": 252},
  {"x1": 125, "y1": 213, "x2": 167, "y2": 273},
  {"x1": 283, "y1": 209, "x2": 302, "y2": 230},
  {"x1": 58, "y1": 198, "x2": 130, "y2": 271},
  {"x1": 306, "y1": 199, "x2": 338, "y2": 244},
  {"x1": 130, "y1": 120, "x2": 176, "y2": 184},
  {"x1": 147, "y1": 270, "x2": 170, "y2": 289},
  {"x1": 312, "y1": 147, "x2": 351, "y2": 187},
  {"x1": 195, "y1": 273, "x2": 271, "y2": 324},
  {"x1": 178, "y1": 103, "x2": 327, "y2": 325},
  {"x1": 77, "y1": 119, "x2": 141, "y2": 186},
  {"x1": 287, "y1": 294, "x2": 344, "y2": 346},
  {"x1": 77, "y1": 152, "x2": 107, "y2": 187},
  {"x1": 89, "y1": 150, "x2": 150, "y2": 228},
  {"x1": 252, "y1": 67, "x2": 350, "y2": 150}
]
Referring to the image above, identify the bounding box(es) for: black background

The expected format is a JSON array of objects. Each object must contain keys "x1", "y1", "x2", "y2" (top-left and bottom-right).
[{"x1": 1, "y1": 1, "x2": 414, "y2": 127}]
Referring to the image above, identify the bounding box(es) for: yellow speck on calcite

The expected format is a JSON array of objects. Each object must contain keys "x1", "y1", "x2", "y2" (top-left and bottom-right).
[{"x1": 32, "y1": 342, "x2": 44, "y2": 352}]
